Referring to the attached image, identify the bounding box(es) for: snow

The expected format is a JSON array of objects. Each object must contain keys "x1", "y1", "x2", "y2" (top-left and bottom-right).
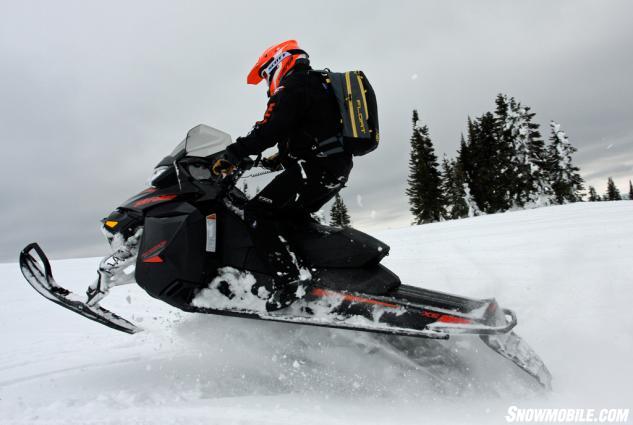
[{"x1": 1, "y1": 202, "x2": 632, "y2": 424}]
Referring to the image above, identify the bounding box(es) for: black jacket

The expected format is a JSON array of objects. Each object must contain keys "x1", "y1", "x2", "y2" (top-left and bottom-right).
[{"x1": 227, "y1": 62, "x2": 345, "y2": 164}]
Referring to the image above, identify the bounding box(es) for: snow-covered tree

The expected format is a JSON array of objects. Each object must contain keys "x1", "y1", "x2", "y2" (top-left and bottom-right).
[
  {"x1": 462, "y1": 184, "x2": 482, "y2": 217},
  {"x1": 587, "y1": 186, "x2": 600, "y2": 202},
  {"x1": 440, "y1": 155, "x2": 469, "y2": 220},
  {"x1": 605, "y1": 177, "x2": 622, "y2": 201},
  {"x1": 545, "y1": 121, "x2": 584, "y2": 204},
  {"x1": 629, "y1": 180, "x2": 633, "y2": 200},
  {"x1": 329, "y1": 194, "x2": 351, "y2": 227},
  {"x1": 500, "y1": 95, "x2": 551, "y2": 207},
  {"x1": 493, "y1": 94, "x2": 520, "y2": 207},
  {"x1": 406, "y1": 110, "x2": 445, "y2": 224}
]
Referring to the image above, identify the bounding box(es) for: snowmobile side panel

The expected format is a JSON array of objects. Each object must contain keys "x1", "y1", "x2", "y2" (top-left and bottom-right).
[
  {"x1": 293, "y1": 225, "x2": 390, "y2": 268},
  {"x1": 19, "y1": 243, "x2": 142, "y2": 334},
  {"x1": 315, "y1": 263, "x2": 400, "y2": 295},
  {"x1": 218, "y1": 208, "x2": 272, "y2": 274},
  {"x1": 135, "y1": 202, "x2": 208, "y2": 306}
]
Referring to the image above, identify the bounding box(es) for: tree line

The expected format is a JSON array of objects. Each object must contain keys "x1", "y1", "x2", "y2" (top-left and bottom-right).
[
  {"x1": 586, "y1": 178, "x2": 633, "y2": 202},
  {"x1": 406, "y1": 93, "x2": 631, "y2": 224}
]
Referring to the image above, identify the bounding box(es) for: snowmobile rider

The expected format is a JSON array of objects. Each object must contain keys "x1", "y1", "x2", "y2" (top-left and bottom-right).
[{"x1": 212, "y1": 40, "x2": 353, "y2": 311}]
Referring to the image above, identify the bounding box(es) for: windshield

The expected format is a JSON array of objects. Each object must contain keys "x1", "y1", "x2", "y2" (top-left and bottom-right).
[{"x1": 170, "y1": 124, "x2": 232, "y2": 158}]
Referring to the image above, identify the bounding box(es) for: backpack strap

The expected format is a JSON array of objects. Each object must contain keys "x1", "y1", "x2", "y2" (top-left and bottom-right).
[{"x1": 314, "y1": 135, "x2": 345, "y2": 158}]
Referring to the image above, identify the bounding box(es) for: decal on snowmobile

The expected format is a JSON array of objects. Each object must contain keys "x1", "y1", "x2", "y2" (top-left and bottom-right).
[
  {"x1": 141, "y1": 240, "x2": 167, "y2": 263},
  {"x1": 133, "y1": 194, "x2": 177, "y2": 208},
  {"x1": 421, "y1": 310, "x2": 473, "y2": 324}
]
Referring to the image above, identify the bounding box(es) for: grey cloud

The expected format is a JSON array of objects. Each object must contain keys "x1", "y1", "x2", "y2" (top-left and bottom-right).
[{"x1": 1, "y1": 0, "x2": 633, "y2": 262}]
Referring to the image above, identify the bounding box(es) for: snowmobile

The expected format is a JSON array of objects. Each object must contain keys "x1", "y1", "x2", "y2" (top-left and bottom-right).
[{"x1": 19, "y1": 124, "x2": 552, "y2": 388}]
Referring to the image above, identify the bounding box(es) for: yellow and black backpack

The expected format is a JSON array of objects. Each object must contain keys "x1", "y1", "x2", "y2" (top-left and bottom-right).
[{"x1": 313, "y1": 70, "x2": 379, "y2": 157}]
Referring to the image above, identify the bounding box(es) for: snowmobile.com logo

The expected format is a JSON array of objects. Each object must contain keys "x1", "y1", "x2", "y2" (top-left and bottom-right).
[{"x1": 506, "y1": 406, "x2": 629, "y2": 423}]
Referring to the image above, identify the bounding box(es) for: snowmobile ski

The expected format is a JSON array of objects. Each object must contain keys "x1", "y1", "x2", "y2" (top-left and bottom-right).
[{"x1": 19, "y1": 243, "x2": 142, "y2": 334}]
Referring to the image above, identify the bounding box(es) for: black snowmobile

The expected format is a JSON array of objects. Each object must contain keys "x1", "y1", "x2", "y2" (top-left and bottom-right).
[{"x1": 19, "y1": 124, "x2": 552, "y2": 388}]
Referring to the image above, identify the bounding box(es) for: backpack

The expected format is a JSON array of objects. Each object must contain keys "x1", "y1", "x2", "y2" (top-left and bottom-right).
[{"x1": 313, "y1": 70, "x2": 379, "y2": 157}]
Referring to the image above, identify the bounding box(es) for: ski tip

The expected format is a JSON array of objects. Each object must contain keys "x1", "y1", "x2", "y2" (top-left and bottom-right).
[{"x1": 20, "y1": 242, "x2": 40, "y2": 256}]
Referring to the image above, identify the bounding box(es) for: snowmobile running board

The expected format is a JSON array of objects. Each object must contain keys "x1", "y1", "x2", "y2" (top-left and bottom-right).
[{"x1": 18, "y1": 243, "x2": 552, "y2": 388}]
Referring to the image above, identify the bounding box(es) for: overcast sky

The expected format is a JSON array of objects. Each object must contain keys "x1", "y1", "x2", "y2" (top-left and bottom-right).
[{"x1": 1, "y1": 0, "x2": 632, "y2": 262}]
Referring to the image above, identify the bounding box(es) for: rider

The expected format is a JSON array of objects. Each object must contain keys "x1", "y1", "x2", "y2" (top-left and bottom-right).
[{"x1": 212, "y1": 40, "x2": 353, "y2": 311}]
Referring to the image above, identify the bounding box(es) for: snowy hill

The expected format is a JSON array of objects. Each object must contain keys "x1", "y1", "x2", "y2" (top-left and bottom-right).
[{"x1": 1, "y1": 202, "x2": 632, "y2": 424}]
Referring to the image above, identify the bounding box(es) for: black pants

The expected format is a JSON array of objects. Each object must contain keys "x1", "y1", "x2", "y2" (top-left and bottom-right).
[{"x1": 244, "y1": 155, "x2": 353, "y2": 286}]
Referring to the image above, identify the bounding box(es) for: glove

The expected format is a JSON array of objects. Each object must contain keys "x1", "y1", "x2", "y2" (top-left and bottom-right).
[
  {"x1": 212, "y1": 158, "x2": 237, "y2": 176},
  {"x1": 261, "y1": 152, "x2": 283, "y2": 171}
]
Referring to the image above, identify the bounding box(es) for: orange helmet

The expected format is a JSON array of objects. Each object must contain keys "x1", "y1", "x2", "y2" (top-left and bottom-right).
[{"x1": 247, "y1": 40, "x2": 309, "y2": 96}]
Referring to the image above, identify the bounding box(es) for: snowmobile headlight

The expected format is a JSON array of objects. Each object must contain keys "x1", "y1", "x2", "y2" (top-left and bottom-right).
[
  {"x1": 147, "y1": 166, "x2": 170, "y2": 187},
  {"x1": 104, "y1": 220, "x2": 118, "y2": 229}
]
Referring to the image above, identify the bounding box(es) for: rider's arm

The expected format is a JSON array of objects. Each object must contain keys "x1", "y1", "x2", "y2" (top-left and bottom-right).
[{"x1": 227, "y1": 85, "x2": 304, "y2": 159}]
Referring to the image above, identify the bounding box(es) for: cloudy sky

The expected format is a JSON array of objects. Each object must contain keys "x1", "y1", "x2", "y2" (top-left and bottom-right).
[{"x1": 1, "y1": 0, "x2": 632, "y2": 262}]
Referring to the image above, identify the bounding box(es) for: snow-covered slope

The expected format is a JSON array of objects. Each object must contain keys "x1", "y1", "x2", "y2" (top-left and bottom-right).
[{"x1": 1, "y1": 202, "x2": 632, "y2": 424}]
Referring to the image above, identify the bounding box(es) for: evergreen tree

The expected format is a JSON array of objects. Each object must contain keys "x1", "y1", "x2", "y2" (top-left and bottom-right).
[
  {"x1": 605, "y1": 177, "x2": 622, "y2": 201},
  {"x1": 440, "y1": 155, "x2": 469, "y2": 219},
  {"x1": 545, "y1": 121, "x2": 584, "y2": 203},
  {"x1": 406, "y1": 110, "x2": 445, "y2": 224},
  {"x1": 460, "y1": 113, "x2": 508, "y2": 213},
  {"x1": 493, "y1": 94, "x2": 520, "y2": 206},
  {"x1": 241, "y1": 181, "x2": 249, "y2": 198},
  {"x1": 329, "y1": 193, "x2": 351, "y2": 227},
  {"x1": 587, "y1": 186, "x2": 600, "y2": 202},
  {"x1": 629, "y1": 180, "x2": 633, "y2": 200},
  {"x1": 509, "y1": 98, "x2": 551, "y2": 205}
]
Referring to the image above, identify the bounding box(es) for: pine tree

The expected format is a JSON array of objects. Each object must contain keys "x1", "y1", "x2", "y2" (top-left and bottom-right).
[
  {"x1": 629, "y1": 180, "x2": 633, "y2": 200},
  {"x1": 587, "y1": 186, "x2": 600, "y2": 202},
  {"x1": 406, "y1": 110, "x2": 445, "y2": 224},
  {"x1": 605, "y1": 178, "x2": 622, "y2": 201},
  {"x1": 241, "y1": 181, "x2": 249, "y2": 198},
  {"x1": 508, "y1": 98, "x2": 551, "y2": 206},
  {"x1": 329, "y1": 193, "x2": 351, "y2": 227},
  {"x1": 545, "y1": 121, "x2": 584, "y2": 203},
  {"x1": 493, "y1": 94, "x2": 520, "y2": 207},
  {"x1": 441, "y1": 155, "x2": 469, "y2": 219},
  {"x1": 460, "y1": 113, "x2": 508, "y2": 213}
]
